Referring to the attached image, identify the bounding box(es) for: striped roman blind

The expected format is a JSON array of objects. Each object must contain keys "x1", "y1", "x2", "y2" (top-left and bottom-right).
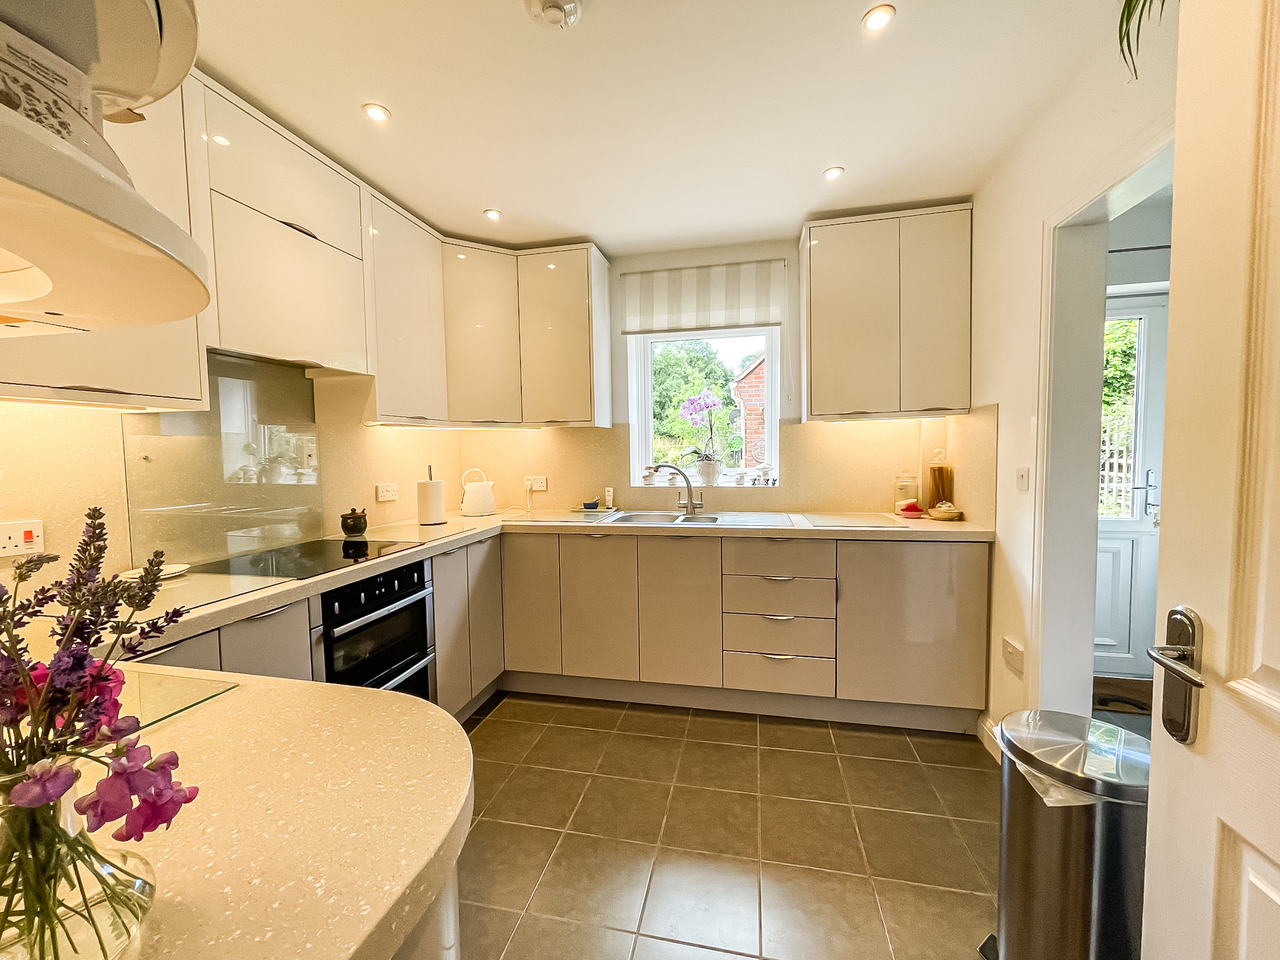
[{"x1": 621, "y1": 259, "x2": 786, "y2": 333}]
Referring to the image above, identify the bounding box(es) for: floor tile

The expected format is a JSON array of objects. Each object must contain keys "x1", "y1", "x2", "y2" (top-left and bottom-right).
[
  {"x1": 458, "y1": 902, "x2": 521, "y2": 960},
  {"x1": 676, "y1": 740, "x2": 758, "y2": 793},
  {"x1": 687, "y1": 709, "x2": 758, "y2": 745},
  {"x1": 597, "y1": 732, "x2": 684, "y2": 783},
  {"x1": 759, "y1": 747, "x2": 848, "y2": 802},
  {"x1": 924, "y1": 765, "x2": 1002, "y2": 822},
  {"x1": 639, "y1": 848, "x2": 761, "y2": 955},
  {"x1": 759, "y1": 795, "x2": 867, "y2": 875},
  {"x1": 527, "y1": 832, "x2": 657, "y2": 931},
  {"x1": 758, "y1": 715, "x2": 835, "y2": 753},
  {"x1": 953, "y1": 818, "x2": 999, "y2": 892},
  {"x1": 831, "y1": 722, "x2": 919, "y2": 761},
  {"x1": 482, "y1": 766, "x2": 590, "y2": 829},
  {"x1": 855, "y1": 808, "x2": 987, "y2": 892},
  {"x1": 522, "y1": 724, "x2": 613, "y2": 773},
  {"x1": 490, "y1": 697, "x2": 563, "y2": 724},
  {"x1": 874, "y1": 877, "x2": 997, "y2": 960},
  {"x1": 472, "y1": 760, "x2": 516, "y2": 816},
  {"x1": 760, "y1": 862, "x2": 893, "y2": 960},
  {"x1": 570, "y1": 776, "x2": 673, "y2": 844},
  {"x1": 502, "y1": 914, "x2": 635, "y2": 960},
  {"x1": 619, "y1": 703, "x2": 692, "y2": 739},
  {"x1": 457, "y1": 819, "x2": 562, "y2": 910},
  {"x1": 840, "y1": 755, "x2": 947, "y2": 815},
  {"x1": 907, "y1": 730, "x2": 999, "y2": 769},
  {"x1": 632, "y1": 937, "x2": 747, "y2": 960},
  {"x1": 469, "y1": 719, "x2": 545, "y2": 764},
  {"x1": 661, "y1": 786, "x2": 759, "y2": 858},
  {"x1": 553, "y1": 702, "x2": 626, "y2": 730}
]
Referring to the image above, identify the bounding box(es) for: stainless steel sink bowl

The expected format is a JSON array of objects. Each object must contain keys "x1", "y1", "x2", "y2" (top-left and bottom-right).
[
  {"x1": 603, "y1": 512, "x2": 684, "y2": 524},
  {"x1": 602, "y1": 511, "x2": 793, "y2": 527}
]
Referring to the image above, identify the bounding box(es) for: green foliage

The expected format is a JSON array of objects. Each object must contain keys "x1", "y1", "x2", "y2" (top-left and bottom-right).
[
  {"x1": 650, "y1": 340, "x2": 739, "y2": 466},
  {"x1": 1099, "y1": 318, "x2": 1140, "y2": 518},
  {"x1": 1119, "y1": 0, "x2": 1166, "y2": 78},
  {"x1": 1102, "y1": 318, "x2": 1139, "y2": 415}
]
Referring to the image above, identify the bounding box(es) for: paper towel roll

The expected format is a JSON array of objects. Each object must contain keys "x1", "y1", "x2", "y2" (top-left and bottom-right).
[{"x1": 417, "y1": 479, "x2": 445, "y2": 525}]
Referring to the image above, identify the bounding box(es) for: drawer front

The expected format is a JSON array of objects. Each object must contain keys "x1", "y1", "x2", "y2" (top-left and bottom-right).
[
  {"x1": 723, "y1": 652, "x2": 835, "y2": 698},
  {"x1": 722, "y1": 575, "x2": 837, "y2": 618},
  {"x1": 722, "y1": 614, "x2": 835, "y2": 657},
  {"x1": 722, "y1": 538, "x2": 836, "y2": 579}
]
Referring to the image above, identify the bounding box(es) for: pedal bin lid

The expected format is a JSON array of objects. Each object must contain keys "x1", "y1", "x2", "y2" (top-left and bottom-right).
[{"x1": 996, "y1": 710, "x2": 1150, "y2": 804}]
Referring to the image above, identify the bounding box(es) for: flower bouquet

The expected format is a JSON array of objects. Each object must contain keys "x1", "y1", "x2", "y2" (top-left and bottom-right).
[
  {"x1": 0, "y1": 508, "x2": 196, "y2": 959},
  {"x1": 679, "y1": 388, "x2": 741, "y2": 485}
]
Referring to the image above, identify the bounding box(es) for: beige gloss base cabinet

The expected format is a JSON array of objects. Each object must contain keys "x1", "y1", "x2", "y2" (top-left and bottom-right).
[
  {"x1": 443, "y1": 244, "x2": 523, "y2": 423},
  {"x1": 219, "y1": 600, "x2": 313, "y2": 681},
  {"x1": 721, "y1": 576, "x2": 837, "y2": 620},
  {"x1": 502, "y1": 534, "x2": 562, "y2": 674},
  {"x1": 211, "y1": 192, "x2": 367, "y2": 373},
  {"x1": 836, "y1": 541, "x2": 989, "y2": 709},
  {"x1": 560, "y1": 535, "x2": 639, "y2": 681},
  {"x1": 468, "y1": 537, "x2": 505, "y2": 693},
  {"x1": 138, "y1": 631, "x2": 221, "y2": 671},
  {"x1": 723, "y1": 652, "x2": 835, "y2": 698},
  {"x1": 722, "y1": 614, "x2": 836, "y2": 658},
  {"x1": 639, "y1": 537, "x2": 722, "y2": 688},
  {"x1": 432, "y1": 548, "x2": 473, "y2": 715}
]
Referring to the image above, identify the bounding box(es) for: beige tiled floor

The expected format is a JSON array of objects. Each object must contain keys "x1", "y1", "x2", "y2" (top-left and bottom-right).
[{"x1": 458, "y1": 694, "x2": 999, "y2": 960}]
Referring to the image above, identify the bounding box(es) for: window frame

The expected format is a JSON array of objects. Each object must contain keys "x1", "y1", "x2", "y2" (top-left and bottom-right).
[{"x1": 626, "y1": 326, "x2": 782, "y2": 487}]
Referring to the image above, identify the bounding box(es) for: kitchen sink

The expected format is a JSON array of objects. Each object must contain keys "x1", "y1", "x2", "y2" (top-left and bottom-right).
[
  {"x1": 602, "y1": 511, "x2": 793, "y2": 527},
  {"x1": 603, "y1": 512, "x2": 685, "y2": 523}
]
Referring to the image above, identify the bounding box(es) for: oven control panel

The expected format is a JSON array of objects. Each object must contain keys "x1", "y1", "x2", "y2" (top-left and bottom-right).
[{"x1": 321, "y1": 560, "x2": 429, "y2": 626}]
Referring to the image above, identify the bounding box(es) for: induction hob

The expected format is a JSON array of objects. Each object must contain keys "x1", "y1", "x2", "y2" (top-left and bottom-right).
[{"x1": 187, "y1": 539, "x2": 418, "y2": 580}]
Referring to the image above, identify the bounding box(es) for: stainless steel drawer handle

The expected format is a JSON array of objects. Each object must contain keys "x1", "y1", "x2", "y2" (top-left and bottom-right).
[
  {"x1": 762, "y1": 615, "x2": 796, "y2": 621},
  {"x1": 1146, "y1": 645, "x2": 1206, "y2": 689},
  {"x1": 440, "y1": 548, "x2": 461, "y2": 555},
  {"x1": 247, "y1": 604, "x2": 294, "y2": 621},
  {"x1": 330, "y1": 587, "x2": 431, "y2": 639},
  {"x1": 588, "y1": 534, "x2": 608, "y2": 538},
  {"x1": 762, "y1": 576, "x2": 796, "y2": 582},
  {"x1": 762, "y1": 654, "x2": 797, "y2": 661}
]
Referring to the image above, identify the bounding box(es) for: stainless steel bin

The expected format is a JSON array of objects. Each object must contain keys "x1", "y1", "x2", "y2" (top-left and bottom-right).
[{"x1": 992, "y1": 711, "x2": 1150, "y2": 960}]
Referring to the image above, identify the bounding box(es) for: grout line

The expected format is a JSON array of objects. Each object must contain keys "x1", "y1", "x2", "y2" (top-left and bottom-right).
[
  {"x1": 633, "y1": 739, "x2": 683, "y2": 949},
  {"x1": 869, "y1": 877, "x2": 900, "y2": 960}
]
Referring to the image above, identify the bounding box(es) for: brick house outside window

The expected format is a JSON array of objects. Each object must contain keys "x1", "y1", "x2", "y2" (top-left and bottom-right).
[{"x1": 732, "y1": 354, "x2": 766, "y2": 468}]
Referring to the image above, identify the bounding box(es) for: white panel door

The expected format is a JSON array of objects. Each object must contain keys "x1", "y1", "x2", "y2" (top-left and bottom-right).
[
  {"x1": 370, "y1": 199, "x2": 448, "y2": 420},
  {"x1": 211, "y1": 192, "x2": 367, "y2": 372},
  {"x1": 1094, "y1": 537, "x2": 1135, "y2": 665},
  {"x1": 807, "y1": 217, "x2": 900, "y2": 416},
  {"x1": 442, "y1": 244, "x2": 522, "y2": 423},
  {"x1": 899, "y1": 209, "x2": 971, "y2": 412},
  {"x1": 518, "y1": 248, "x2": 593, "y2": 424},
  {"x1": 1143, "y1": 0, "x2": 1280, "y2": 954}
]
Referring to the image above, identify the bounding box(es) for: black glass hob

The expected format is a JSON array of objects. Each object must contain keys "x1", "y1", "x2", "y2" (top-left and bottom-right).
[{"x1": 187, "y1": 539, "x2": 418, "y2": 580}]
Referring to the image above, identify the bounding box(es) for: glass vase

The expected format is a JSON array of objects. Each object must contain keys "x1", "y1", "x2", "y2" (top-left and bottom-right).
[{"x1": 0, "y1": 793, "x2": 155, "y2": 960}]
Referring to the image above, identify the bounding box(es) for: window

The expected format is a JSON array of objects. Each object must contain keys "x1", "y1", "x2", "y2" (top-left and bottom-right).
[
  {"x1": 628, "y1": 327, "x2": 780, "y2": 486},
  {"x1": 1099, "y1": 316, "x2": 1141, "y2": 517}
]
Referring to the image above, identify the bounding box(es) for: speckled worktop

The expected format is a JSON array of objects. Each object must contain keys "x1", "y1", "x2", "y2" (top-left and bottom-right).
[
  {"x1": 109, "y1": 661, "x2": 474, "y2": 960},
  {"x1": 150, "y1": 511, "x2": 993, "y2": 644}
]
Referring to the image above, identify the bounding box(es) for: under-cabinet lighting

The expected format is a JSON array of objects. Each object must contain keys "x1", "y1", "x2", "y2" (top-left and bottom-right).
[
  {"x1": 823, "y1": 166, "x2": 844, "y2": 180},
  {"x1": 484, "y1": 208, "x2": 502, "y2": 220},
  {"x1": 862, "y1": 4, "x2": 895, "y2": 31},
  {"x1": 363, "y1": 103, "x2": 391, "y2": 121}
]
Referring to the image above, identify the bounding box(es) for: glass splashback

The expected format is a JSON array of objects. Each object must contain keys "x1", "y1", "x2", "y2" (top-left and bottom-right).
[{"x1": 122, "y1": 353, "x2": 324, "y2": 567}]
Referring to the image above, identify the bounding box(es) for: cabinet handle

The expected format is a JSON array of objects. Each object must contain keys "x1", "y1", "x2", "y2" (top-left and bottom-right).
[
  {"x1": 55, "y1": 384, "x2": 129, "y2": 394},
  {"x1": 762, "y1": 615, "x2": 796, "y2": 621},
  {"x1": 246, "y1": 604, "x2": 294, "y2": 621},
  {"x1": 279, "y1": 220, "x2": 320, "y2": 240},
  {"x1": 762, "y1": 654, "x2": 798, "y2": 661},
  {"x1": 588, "y1": 534, "x2": 608, "y2": 538},
  {"x1": 440, "y1": 548, "x2": 461, "y2": 556},
  {"x1": 762, "y1": 576, "x2": 796, "y2": 582}
]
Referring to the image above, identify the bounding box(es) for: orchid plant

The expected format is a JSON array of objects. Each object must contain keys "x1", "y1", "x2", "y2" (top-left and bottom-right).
[
  {"x1": 678, "y1": 388, "x2": 726, "y2": 463},
  {"x1": 0, "y1": 507, "x2": 195, "y2": 958}
]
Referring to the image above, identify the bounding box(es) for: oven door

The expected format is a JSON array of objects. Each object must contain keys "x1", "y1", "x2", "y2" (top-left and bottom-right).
[{"x1": 324, "y1": 586, "x2": 435, "y2": 698}]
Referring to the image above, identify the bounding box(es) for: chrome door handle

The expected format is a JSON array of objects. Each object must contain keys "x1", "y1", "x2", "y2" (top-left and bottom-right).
[
  {"x1": 1150, "y1": 606, "x2": 1205, "y2": 744},
  {"x1": 1146, "y1": 645, "x2": 1205, "y2": 689}
]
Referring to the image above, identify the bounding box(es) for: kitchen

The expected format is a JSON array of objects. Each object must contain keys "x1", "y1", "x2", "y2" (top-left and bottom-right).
[{"x1": 4, "y1": 2, "x2": 1269, "y2": 960}]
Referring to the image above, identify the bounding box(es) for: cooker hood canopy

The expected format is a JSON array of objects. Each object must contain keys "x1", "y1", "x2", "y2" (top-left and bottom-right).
[{"x1": 0, "y1": 0, "x2": 209, "y2": 332}]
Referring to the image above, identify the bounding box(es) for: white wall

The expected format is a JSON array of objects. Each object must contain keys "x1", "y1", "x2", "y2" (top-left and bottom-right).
[{"x1": 971, "y1": 24, "x2": 1179, "y2": 730}]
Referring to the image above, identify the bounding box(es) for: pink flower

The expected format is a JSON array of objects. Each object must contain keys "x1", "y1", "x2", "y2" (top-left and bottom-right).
[
  {"x1": 111, "y1": 782, "x2": 198, "y2": 842},
  {"x1": 74, "y1": 771, "x2": 134, "y2": 831},
  {"x1": 10, "y1": 759, "x2": 78, "y2": 808}
]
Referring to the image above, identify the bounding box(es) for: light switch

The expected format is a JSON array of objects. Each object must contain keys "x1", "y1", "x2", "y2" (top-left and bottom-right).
[{"x1": 1015, "y1": 466, "x2": 1031, "y2": 492}]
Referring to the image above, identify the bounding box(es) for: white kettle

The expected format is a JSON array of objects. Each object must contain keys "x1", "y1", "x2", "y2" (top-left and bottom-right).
[{"x1": 461, "y1": 468, "x2": 497, "y2": 516}]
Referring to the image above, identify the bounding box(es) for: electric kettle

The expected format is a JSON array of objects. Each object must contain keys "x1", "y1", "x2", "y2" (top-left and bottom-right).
[{"x1": 461, "y1": 468, "x2": 497, "y2": 516}]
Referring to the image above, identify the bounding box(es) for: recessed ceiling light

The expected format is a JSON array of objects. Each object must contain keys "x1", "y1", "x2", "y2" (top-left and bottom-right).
[
  {"x1": 363, "y1": 103, "x2": 391, "y2": 122},
  {"x1": 484, "y1": 208, "x2": 502, "y2": 221},
  {"x1": 456, "y1": 254, "x2": 467, "y2": 259},
  {"x1": 823, "y1": 166, "x2": 845, "y2": 180},
  {"x1": 862, "y1": 4, "x2": 895, "y2": 31},
  {"x1": 547, "y1": 263, "x2": 557, "y2": 269},
  {"x1": 212, "y1": 135, "x2": 230, "y2": 145}
]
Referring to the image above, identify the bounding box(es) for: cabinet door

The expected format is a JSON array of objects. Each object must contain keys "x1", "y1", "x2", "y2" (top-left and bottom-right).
[
  {"x1": 561, "y1": 535, "x2": 639, "y2": 680},
  {"x1": 370, "y1": 199, "x2": 448, "y2": 420},
  {"x1": 836, "y1": 541, "x2": 989, "y2": 708},
  {"x1": 518, "y1": 249, "x2": 593, "y2": 424},
  {"x1": 139, "y1": 631, "x2": 221, "y2": 671},
  {"x1": 899, "y1": 210, "x2": 971, "y2": 412},
  {"x1": 204, "y1": 90, "x2": 362, "y2": 257},
  {"x1": 468, "y1": 537, "x2": 505, "y2": 693},
  {"x1": 108, "y1": 88, "x2": 191, "y2": 232},
  {"x1": 501, "y1": 534, "x2": 561, "y2": 674},
  {"x1": 639, "y1": 537, "x2": 722, "y2": 687},
  {"x1": 432, "y1": 548, "x2": 473, "y2": 715},
  {"x1": 219, "y1": 600, "x2": 313, "y2": 681},
  {"x1": 212, "y1": 192, "x2": 367, "y2": 372},
  {"x1": 442, "y1": 244, "x2": 522, "y2": 422},
  {"x1": 807, "y1": 218, "x2": 900, "y2": 416}
]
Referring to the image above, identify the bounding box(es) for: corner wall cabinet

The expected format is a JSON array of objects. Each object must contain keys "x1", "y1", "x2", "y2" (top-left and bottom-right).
[
  {"x1": 803, "y1": 204, "x2": 972, "y2": 420},
  {"x1": 442, "y1": 244, "x2": 523, "y2": 423}
]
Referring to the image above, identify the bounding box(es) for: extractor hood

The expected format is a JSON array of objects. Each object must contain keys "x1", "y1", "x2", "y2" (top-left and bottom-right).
[{"x1": 0, "y1": 0, "x2": 209, "y2": 334}]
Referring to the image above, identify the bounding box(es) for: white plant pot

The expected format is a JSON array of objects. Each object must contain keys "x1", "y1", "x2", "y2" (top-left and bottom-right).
[{"x1": 696, "y1": 460, "x2": 722, "y2": 487}]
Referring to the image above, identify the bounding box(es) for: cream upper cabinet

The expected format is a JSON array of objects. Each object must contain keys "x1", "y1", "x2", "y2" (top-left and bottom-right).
[
  {"x1": 561, "y1": 535, "x2": 639, "y2": 680},
  {"x1": 369, "y1": 199, "x2": 448, "y2": 421},
  {"x1": 211, "y1": 192, "x2": 367, "y2": 372},
  {"x1": 442, "y1": 244, "x2": 523, "y2": 423},
  {"x1": 804, "y1": 204, "x2": 972, "y2": 420},
  {"x1": 203, "y1": 90, "x2": 362, "y2": 257},
  {"x1": 517, "y1": 247, "x2": 611, "y2": 426},
  {"x1": 432, "y1": 548, "x2": 473, "y2": 715},
  {"x1": 501, "y1": 534, "x2": 561, "y2": 674},
  {"x1": 639, "y1": 537, "x2": 722, "y2": 687},
  {"x1": 467, "y1": 537, "x2": 505, "y2": 693}
]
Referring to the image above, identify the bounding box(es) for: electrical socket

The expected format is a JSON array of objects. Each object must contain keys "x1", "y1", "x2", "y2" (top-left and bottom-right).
[
  {"x1": 1002, "y1": 636, "x2": 1025, "y2": 675},
  {"x1": 1015, "y1": 466, "x2": 1031, "y2": 492},
  {"x1": 375, "y1": 483, "x2": 398, "y2": 502},
  {"x1": 0, "y1": 520, "x2": 44, "y2": 557},
  {"x1": 525, "y1": 476, "x2": 548, "y2": 492}
]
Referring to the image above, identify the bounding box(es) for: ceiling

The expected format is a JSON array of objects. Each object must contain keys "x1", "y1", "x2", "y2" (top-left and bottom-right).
[{"x1": 192, "y1": 0, "x2": 1119, "y2": 256}]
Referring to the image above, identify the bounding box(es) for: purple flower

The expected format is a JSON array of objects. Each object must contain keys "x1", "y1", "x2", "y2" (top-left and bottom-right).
[
  {"x1": 678, "y1": 389, "x2": 724, "y2": 428},
  {"x1": 112, "y1": 781, "x2": 198, "y2": 842},
  {"x1": 10, "y1": 759, "x2": 78, "y2": 808},
  {"x1": 74, "y1": 771, "x2": 134, "y2": 832}
]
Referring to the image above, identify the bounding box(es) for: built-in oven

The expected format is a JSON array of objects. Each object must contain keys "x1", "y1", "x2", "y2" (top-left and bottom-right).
[{"x1": 311, "y1": 559, "x2": 436, "y2": 702}]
